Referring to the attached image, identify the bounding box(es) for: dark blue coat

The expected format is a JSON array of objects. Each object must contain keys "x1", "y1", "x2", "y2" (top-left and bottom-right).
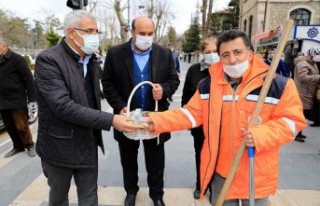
[{"x1": 265, "y1": 58, "x2": 290, "y2": 77}]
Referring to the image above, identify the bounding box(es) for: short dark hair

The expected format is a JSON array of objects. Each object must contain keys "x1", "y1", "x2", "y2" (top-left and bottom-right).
[
  {"x1": 131, "y1": 19, "x2": 136, "y2": 30},
  {"x1": 217, "y1": 29, "x2": 252, "y2": 55}
]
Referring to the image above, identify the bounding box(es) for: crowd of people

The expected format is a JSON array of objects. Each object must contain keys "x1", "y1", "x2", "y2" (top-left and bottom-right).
[
  {"x1": 255, "y1": 45, "x2": 320, "y2": 143},
  {"x1": 0, "y1": 9, "x2": 319, "y2": 206}
]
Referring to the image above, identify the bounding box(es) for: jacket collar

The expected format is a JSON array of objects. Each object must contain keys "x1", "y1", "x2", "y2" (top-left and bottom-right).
[
  {"x1": 2, "y1": 48, "x2": 12, "y2": 59},
  {"x1": 61, "y1": 38, "x2": 98, "y2": 63},
  {"x1": 0, "y1": 49, "x2": 12, "y2": 64},
  {"x1": 61, "y1": 38, "x2": 81, "y2": 62}
]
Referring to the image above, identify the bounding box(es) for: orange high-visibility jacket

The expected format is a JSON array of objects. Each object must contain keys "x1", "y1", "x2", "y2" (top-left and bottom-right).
[{"x1": 149, "y1": 55, "x2": 307, "y2": 199}]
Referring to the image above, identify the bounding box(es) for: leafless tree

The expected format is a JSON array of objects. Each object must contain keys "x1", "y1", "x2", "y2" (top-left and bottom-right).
[
  {"x1": 138, "y1": 0, "x2": 174, "y2": 43},
  {"x1": 109, "y1": 0, "x2": 130, "y2": 43},
  {"x1": 201, "y1": 0, "x2": 214, "y2": 40},
  {"x1": 88, "y1": 0, "x2": 99, "y2": 13}
]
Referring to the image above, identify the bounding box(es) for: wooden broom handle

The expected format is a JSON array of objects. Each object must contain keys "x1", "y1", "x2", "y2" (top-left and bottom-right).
[{"x1": 215, "y1": 20, "x2": 294, "y2": 206}]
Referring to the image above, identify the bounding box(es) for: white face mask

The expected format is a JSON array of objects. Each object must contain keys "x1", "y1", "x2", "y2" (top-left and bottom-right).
[
  {"x1": 223, "y1": 59, "x2": 249, "y2": 78},
  {"x1": 135, "y1": 35, "x2": 153, "y2": 51},
  {"x1": 313, "y1": 55, "x2": 320, "y2": 62},
  {"x1": 203, "y1": 52, "x2": 220, "y2": 65},
  {"x1": 74, "y1": 30, "x2": 100, "y2": 55}
]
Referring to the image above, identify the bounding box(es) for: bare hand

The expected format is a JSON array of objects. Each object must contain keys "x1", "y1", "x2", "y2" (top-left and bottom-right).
[
  {"x1": 241, "y1": 128, "x2": 255, "y2": 147},
  {"x1": 112, "y1": 115, "x2": 142, "y2": 132},
  {"x1": 142, "y1": 116, "x2": 155, "y2": 131},
  {"x1": 152, "y1": 84, "x2": 163, "y2": 101}
]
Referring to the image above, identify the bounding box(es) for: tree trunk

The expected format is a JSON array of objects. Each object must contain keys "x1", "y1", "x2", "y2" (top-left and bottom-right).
[
  {"x1": 202, "y1": 0, "x2": 207, "y2": 40},
  {"x1": 114, "y1": 0, "x2": 128, "y2": 43},
  {"x1": 205, "y1": 0, "x2": 213, "y2": 39}
]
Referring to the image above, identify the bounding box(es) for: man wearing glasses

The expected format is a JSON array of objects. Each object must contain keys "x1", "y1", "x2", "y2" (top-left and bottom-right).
[{"x1": 34, "y1": 10, "x2": 141, "y2": 206}]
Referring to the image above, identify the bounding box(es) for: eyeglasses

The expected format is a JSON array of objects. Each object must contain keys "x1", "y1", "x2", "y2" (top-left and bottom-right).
[{"x1": 73, "y1": 28, "x2": 102, "y2": 35}]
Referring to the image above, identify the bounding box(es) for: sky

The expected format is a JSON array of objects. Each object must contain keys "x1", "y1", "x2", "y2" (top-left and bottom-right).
[{"x1": 0, "y1": 0, "x2": 231, "y2": 35}]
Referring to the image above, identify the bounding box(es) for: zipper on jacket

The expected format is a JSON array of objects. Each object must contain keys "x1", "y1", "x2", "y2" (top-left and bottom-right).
[{"x1": 230, "y1": 83, "x2": 239, "y2": 162}]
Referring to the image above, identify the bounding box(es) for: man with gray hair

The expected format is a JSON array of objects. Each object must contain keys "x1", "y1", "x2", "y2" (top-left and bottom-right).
[
  {"x1": 35, "y1": 10, "x2": 141, "y2": 206},
  {"x1": 0, "y1": 35, "x2": 36, "y2": 158}
]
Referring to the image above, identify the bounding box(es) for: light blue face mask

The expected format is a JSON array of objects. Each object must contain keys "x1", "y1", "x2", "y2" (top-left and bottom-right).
[
  {"x1": 203, "y1": 52, "x2": 220, "y2": 65},
  {"x1": 74, "y1": 30, "x2": 100, "y2": 54}
]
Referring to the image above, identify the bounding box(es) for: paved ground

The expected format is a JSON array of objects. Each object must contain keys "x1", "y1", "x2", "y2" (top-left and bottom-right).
[{"x1": 0, "y1": 61, "x2": 320, "y2": 206}]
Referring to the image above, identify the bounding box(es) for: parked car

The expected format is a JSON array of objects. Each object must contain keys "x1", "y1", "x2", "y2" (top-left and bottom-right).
[{"x1": 0, "y1": 102, "x2": 38, "y2": 130}]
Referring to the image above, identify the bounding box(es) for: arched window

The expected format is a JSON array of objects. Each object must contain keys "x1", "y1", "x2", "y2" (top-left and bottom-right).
[
  {"x1": 249, "y1": 15, "x2": 253, "y2": 38},
  {"x1": 290, "y1": 9, "x2": 311, "y2": 25},
  {"x1": 244, "y1": 19, "x2": 247, "y2": 32}
]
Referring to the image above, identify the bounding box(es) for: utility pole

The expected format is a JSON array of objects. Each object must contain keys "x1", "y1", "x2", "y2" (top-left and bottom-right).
[
  {"x1": 79, "y1": 0, "x2": 83, "y2": 9},
  {"x1": 263, "y1": 0, "x2": 268, "y2": 32},
  {"x1": 128, "y1": 0, "x2": 130, "y2": 31}
]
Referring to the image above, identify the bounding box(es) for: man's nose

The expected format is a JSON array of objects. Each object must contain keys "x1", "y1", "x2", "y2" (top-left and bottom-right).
[{"x1": 229, "y1": 54, "x2": 237, "y2": 65}]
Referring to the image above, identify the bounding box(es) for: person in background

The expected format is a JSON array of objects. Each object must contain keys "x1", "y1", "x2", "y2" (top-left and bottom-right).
[
  {"x1": 0, "y1": 35, "x2": 36, "y2": 158},
  {"x1": 101, "y1": 16, "x2": 179, "y2": 206},
  {"x1": 168, "y1": 43, "x2": 180, "y2": 75},
  {"x1": 34, "y1": 10, "x2": 140, "y2": 206},
  {"x1": 265, "y1": 48, "x2": 290, "y2": 77},
  {"x1": 293, "y1": 47, "x2": 320, "y2": 142},
  {"x1": 310, "y1": 50, "x2": 320, "y2": 127},
  {"x1": 284, "y1": 44, "x2": 294, "y2": 77},
  {"x1": 145, "y1": 29, "x2": 306, "y2": 205},
  {"x1": 168, "y1": 42, "x2": 181, "y2": 102},
  {"x1": 181, "y1": 36, "x2": 219, "y2": 200},
  {"x1": 188, "y1": 53, "x2": 192, "y2": 63}
]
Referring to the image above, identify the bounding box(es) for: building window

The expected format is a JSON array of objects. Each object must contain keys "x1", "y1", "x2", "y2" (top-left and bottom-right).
[
  {"x1": 290, "y1": 9, "x2": 310, "y2": 25},
  {"x1": 249, "y1": 15, "x2": 253, "y2": 38},
  {"x1": 244, "y1": 19, "x2": 247, "y2": 32}
]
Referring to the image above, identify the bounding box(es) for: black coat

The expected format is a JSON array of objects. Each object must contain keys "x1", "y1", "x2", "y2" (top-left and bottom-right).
[
  {"x1": 0, "y1": 49, "x2": 36, "y2": 110},
  {"x1": 181, "y1": 63, "x2": 209, "y2": 106},
  {"x1": 101, "y1": 40, "x2": 180, "y2": 143},
  {"x1": 35, "y1": 40, "x2": 114, "y2": 168}
]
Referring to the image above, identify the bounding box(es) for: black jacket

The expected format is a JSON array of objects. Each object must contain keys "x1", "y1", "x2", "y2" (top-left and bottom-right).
[
  {"x1": 0, "y1": 49, "x2": 36, "y2": 110},
  {"x1": 35, "y1": 40, "x2": 114, "y2": 168},
  {"x1": 181, "y1": 63, "x2": 209, "y2": 106},
  {"x1": 101, "y1": 40, "x2": 180, "y2": 143}
]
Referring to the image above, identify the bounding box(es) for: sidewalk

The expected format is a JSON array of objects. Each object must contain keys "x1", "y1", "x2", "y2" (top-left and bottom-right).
[{"x1": 9, "y1": 174, "x2": 320, "y2": 206}]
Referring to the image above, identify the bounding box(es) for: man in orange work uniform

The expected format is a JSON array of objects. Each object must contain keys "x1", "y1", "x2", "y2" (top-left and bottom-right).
[{"x1": 145, "y1": 30, "x2": 307, "y2": 205}]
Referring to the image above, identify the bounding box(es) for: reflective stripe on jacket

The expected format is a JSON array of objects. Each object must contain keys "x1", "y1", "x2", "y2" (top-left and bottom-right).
[{"x1": 149, "y1": 55, "x2": 307, "y2": 199}]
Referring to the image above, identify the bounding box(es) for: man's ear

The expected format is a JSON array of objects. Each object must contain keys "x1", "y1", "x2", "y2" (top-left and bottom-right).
[
  {"x1": 249, "y1": 50, "x2": 254, "y2": 61},
  {"x1": 67, "y1": 28, "x2": 75, "y2": 40}
]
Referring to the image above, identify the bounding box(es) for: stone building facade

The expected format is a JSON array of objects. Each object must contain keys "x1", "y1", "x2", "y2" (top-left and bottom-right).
[
  {"x1": 239, "y1": 0, "x2": 320, "y2": 52},
  {"x1": 240, "y1": 0, "x2": 320, "y2": 37}
]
